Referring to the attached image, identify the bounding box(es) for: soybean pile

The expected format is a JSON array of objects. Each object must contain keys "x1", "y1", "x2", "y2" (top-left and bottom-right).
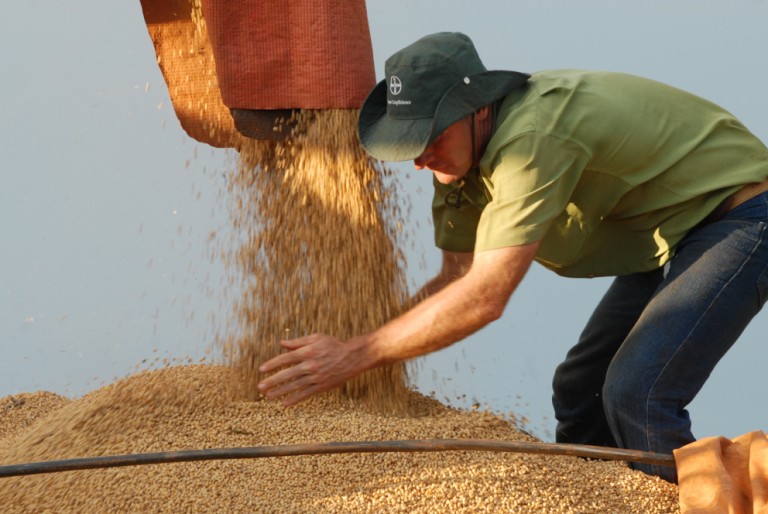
[{"x1": 0, "y1": 365, "x2": 679, "y2": 513}]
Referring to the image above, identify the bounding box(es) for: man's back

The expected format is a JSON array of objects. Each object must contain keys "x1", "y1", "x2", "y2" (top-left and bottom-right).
[{"x1": 469, "y1": 70, "x2": 768, "y2": 275}]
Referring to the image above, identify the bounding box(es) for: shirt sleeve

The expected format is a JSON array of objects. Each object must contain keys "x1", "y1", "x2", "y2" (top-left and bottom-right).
[{"x1": 475, "y1": 132, "x2": 591, "y2": 251}]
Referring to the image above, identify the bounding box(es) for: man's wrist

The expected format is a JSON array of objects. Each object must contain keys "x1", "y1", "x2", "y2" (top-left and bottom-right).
[{"x1": 348, "y1": 332, "x2": 389, "y2": 371}]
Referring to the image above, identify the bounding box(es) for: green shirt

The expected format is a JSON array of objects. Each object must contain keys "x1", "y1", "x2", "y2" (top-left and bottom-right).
[{"x1": 432, "y1": 70, "x2": 768, "y2": 277}]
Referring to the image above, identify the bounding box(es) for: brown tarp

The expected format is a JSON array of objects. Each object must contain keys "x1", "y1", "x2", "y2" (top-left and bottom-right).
[
  {"x1": 140, "y1": 0, "x2": 376, "y2": 147},
  {"x1": 675, "y1": 430, "x2": 768, "y2": 514}
]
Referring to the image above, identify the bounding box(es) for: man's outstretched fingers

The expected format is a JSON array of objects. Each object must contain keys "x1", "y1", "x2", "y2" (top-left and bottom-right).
[
  {"x1": 261, "y1": 373, "x2": 308, "y2": 401},
  {"x1": 280, "y1": 333, "x2": 323, "y2": 350},
  {"x1": 257, "y1": 362, "x2": 303, "y2": 394},
  {"x1": 258, "y1": 348, "x2": 301, "y2": 374}
]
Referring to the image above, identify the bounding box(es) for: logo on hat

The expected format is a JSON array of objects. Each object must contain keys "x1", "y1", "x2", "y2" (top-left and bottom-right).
[{"x1": 389, "y1": 76, "x2": 402, "y2": 95}]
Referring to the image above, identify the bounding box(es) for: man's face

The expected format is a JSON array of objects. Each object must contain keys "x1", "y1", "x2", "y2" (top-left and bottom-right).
[{"x1": 413, "y1": 116, "x2": 473, "y2": 184}]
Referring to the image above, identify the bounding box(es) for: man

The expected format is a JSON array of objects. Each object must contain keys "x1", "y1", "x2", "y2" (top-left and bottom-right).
[{"x1": 258, "y1": 32, "x2": 768, "y2": 482}]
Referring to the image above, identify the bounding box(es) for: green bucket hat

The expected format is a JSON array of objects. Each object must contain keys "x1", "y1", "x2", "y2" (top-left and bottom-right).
[{"x1": 358, "y1": 32, "x2": 530, "y2": 162}]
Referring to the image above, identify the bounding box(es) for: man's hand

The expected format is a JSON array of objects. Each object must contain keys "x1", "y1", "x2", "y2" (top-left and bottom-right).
[
  {"x1": 257, "y1": 334, "x2": 373, "y2": 406},
  {"x1": 257, "y1": 242, "x2": 540, "y2": 407}
]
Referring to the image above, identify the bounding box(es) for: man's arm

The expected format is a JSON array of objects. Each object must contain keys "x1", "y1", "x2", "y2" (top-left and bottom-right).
[
  {"x1": 411, "y1": 250, "x2": 474, "y2": 303},
  {"x1": 257, "y1": 241, "x2": 540, "y2": 406}
]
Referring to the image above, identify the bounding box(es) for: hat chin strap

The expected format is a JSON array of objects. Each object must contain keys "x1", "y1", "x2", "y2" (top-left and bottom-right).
[{"x1": 471, "y1": 102, "x2": 500, "y2": 169}]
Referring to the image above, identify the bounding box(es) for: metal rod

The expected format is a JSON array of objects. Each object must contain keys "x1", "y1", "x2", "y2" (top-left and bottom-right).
[{"x1": 0, "y1": 439, "x2": 675, "y2": 478}]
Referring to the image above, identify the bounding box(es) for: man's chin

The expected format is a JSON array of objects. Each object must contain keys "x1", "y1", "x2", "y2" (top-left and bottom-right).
[{"x1": 432, "y1": 171, "x2": 463, "y2": 185}]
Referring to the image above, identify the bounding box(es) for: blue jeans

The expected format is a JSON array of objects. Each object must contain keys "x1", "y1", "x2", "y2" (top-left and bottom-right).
[{"x1": 552, "y1": 191, "x2": 768, "y2": 483}]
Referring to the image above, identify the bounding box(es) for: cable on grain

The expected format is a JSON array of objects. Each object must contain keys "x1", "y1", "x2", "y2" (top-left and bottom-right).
[{"x1": 0, "y1": 439, "x2": 674, "y2": 478}]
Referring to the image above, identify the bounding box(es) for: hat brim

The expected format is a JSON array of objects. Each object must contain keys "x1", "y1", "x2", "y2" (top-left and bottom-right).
[{"x1": 358, "y1": 70, "x2": 530, "y2": 162}]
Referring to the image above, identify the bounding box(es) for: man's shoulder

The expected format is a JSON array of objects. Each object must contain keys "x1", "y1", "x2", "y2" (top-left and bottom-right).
[{"x1": 495, "y1": 70, "x2": 599, "y2": 127}]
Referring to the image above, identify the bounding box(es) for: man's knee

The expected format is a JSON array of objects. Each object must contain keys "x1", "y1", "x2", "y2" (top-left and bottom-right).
[
  {"x1": 551, "y1": 360, "x2": 571, "y2": 400},
  {"x1": 601, "y1": 368, "x2": 637, "y2": 427}
]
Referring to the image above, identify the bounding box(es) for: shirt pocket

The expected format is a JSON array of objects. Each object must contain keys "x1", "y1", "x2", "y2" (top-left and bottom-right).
[{"x1": 535, "y1": 205, "x2": 591, "y2": 272}]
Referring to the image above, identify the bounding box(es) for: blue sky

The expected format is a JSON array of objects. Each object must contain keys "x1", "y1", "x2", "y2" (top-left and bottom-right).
[{"x1": 2, "y1": 0, "x2": 767, "y2": 441}]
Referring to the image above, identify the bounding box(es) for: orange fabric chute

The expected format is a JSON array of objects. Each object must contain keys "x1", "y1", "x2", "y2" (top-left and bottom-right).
[
  {"x1": 200, "y1": 0, "x2": 376, "y2": 110},
  {"x1": 674, "y1": 430, "x2": 768, "y2": 514},
  {"x1": 140, "y1": 0, "x2": 239, "y2": 148},
  {"x1": 140, "y1": 0, "x2": 376, "y2": 147}
]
